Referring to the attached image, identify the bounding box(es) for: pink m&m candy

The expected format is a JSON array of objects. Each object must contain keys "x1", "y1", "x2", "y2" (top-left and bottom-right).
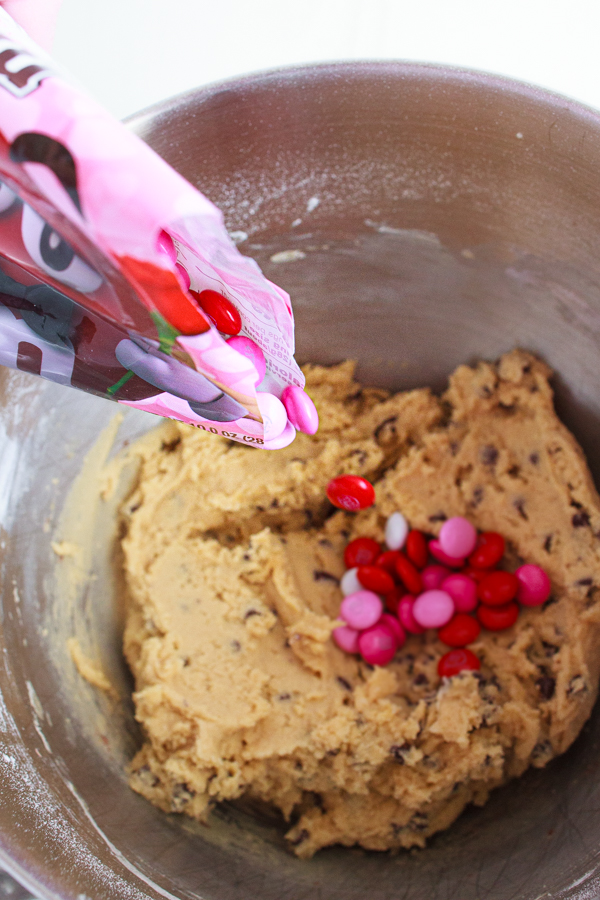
[
  {"x1": 441, "y1": 574, "x2": 478, "y2": 613},
  {"x1": 227, "y1": 335, "x2": 266, "y2": 384},
  {"x1": 380, "y1": 613, "x2": 406, "y2": 648},
  {"x1": 439, "y1": 517, "x2": 477, "y2": 559},
  {"x1": 412, "y1": 590, "x2": 455, "y2": 629},
  {"x1": 358, "y1": 623, "x2": 397, "y2": 666},
  {"x1": 421, "y1": 565, "x2": 451, "y2": 590},
  {"x1": 282, "y1": 385, "x2": 319, "y2": 435},
  {"x1": 157, "y1": 229, "x2": 177, "y2": 263},
  {"x1": 398, "y1": 595, "x2": 425, "y2": 634},
  {"x1": 340, "y1": 590, "x2": 383, "y2": 630},
  {"x1": 175, "y1": 262, "x2": 191, "y2": 290},
  {"x1": 333, "y1": 625, "x2": 360, "y2": 654},
  {"x1": 515, "y1": 564, "x2": 551, "y2": 606},
  {"x1": 429, "y1": 539, "x2": 465, "y2": 568}
]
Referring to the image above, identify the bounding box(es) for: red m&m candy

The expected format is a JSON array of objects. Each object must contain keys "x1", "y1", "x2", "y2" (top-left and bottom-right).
[
  {"x1": 477, "y1": 601, "x2": 519, "y2": 631},
  {"x1": 385, "y1": 586, "x2": 404, "y2": 614},
  {"x1": 344, "y1": 537, "x2": 381, "y2": 569},
  {"x1": 469, "y1": 532, "x2": 505, "y2": 569},
  {"x1": 194, "y1": 289, "x2": 242, "y2": 335},
  {"x1": 327, "y1": 475, "x2": 376, "y2": 511},
  {"x1": 406, "y1": 530, "x2": 428, "y2": 569},
  {"x1": 395, "y1": 553, "x2": 423, "y2": 595},
  {"x1": 478, "y1": 571, "x2": 519, "y2": 607},
  {"x1": 438, "y1": 613, "x2": 481, "y2": 647},
  {"x1": 357, "y1": 565, "x2": 395, "y2": 595},
  {"x1": 376, "y1": 550, "x2": 400, "y2": 575},
  {"x1": 438, "y1": 648, "x2": 481, "y2": 678},
  {"x1": 461, "y1": 565, "x2": 489, "y2": 584}
]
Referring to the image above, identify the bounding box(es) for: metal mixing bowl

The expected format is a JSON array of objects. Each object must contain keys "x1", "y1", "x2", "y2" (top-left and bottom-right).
[{"x1": 2, "y1": 61, "x2": 600, "y2": 900}]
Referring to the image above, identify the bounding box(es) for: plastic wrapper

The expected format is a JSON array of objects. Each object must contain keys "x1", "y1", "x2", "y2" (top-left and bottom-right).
[{"x1": 0, "y1": 10, "x2": 311, "y2": 448}]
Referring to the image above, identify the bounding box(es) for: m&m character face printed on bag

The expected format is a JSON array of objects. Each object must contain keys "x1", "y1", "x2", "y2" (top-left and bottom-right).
[{"x1": 0, "y1": 133, "x2": 249, "y2": 423}]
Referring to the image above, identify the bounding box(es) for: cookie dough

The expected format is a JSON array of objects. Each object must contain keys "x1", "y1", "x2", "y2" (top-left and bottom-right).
[{"x1": 121, "y1": 351, "x2": 600, "y2": 858}]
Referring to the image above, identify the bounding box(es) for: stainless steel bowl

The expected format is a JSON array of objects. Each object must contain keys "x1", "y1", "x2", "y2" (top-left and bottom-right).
[{"x1": 3, "y1": 61, "x2": 600, "y2": 900}]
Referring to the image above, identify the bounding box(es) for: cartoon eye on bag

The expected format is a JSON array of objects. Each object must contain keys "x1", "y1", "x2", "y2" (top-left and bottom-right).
[
  {"x1": 21, "y1": 204, "x2": 102, "y2": 293},
  {"x1": 0, "y1": 181, "x2": 19, "y2": 215}
]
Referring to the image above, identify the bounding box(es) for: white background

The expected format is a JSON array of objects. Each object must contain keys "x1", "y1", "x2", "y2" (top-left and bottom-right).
[{"x1": 52, "y1": 0, "x2": 600, "y2": 121}]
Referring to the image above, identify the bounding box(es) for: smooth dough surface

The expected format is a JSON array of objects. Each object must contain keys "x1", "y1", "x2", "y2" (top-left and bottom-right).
[{"x1": 122, "y1": 351, "x2": 600, "y2": 857}]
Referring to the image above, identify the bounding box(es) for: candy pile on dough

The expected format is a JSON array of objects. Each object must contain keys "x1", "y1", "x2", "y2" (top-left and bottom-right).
[{"x1": 122, "y1": 350, "x2": 600, "y2": 858}]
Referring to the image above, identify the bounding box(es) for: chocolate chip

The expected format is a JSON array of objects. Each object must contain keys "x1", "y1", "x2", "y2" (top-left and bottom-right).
[
  {"x1": 271, "y1": 498, "x2": 279, "y2": 508},
  {"x1": 161, "y1": 437, "x2": 181, "y2": 453},
  {"x1": 313, "y1": 570, "x2": 340, "y2": 584},
  {"x1": 409, "y1": 812, "x2": 429, "y2": 832},
  {"x1": 543, "y1": 535, "x2": 553, "y2": 553},
  {"x1": 244, "y1": 609, "x2": 261, "y2": 619},
  {"x1": 390, "y1": 742, "x2": 411, "y2": 763},
  {"x1": 172, "y1": 783, "x2": 195, "y2": 811},
  {"x1": 470, "y1": 486, "x2": 484, "y2": 507},
  {"x1": 428, "y1": 512, "x2": 447, "y2": 523},
  {"x1": 374, "y1": 416, "x2": 398, "y2": 444},
  {"x1": 481, "y1": 445, "x2": 498, "y2": 466},
  {"x1": 182, "y1": 657, "x2": 190, "y2": 667},
  {"x1": 529, "y1": 452, "x2": 540, "y2": 466},
  {"x1": 499, "y1": 403, "x2": 516, "y2": 414},
  {"x1": 230, "y1": 640, "x2": 241, "y2": 652},
  {"x1": 536, "y1": 676, "x2": 556, "y2": 700},
  {"x1": 349, "y1": 449, "x2": 367, "y2": 465},
  {"x1": 337, "y1": 676, "x2": 352, "y2": 691},
  {"x1": 542, "y1": 641, "x2": 559, "y2": 657},
  {"x1": 572, "y1": 511, "x2": 590, "y2": 528},
  {"x1": 508, "y1": 464, "x2": 520, "y2": 478},
  {"x1": 532, "y1": 740, "x2": 552, "y2": 761},
  {"x1": 576, "y1": 577, "x2": 593, "y2": 586},
  {"x1": 277, "y1": 692, "x2": 291, "y2": 701},
  {"x1": 413, "y1": 673, "x2": 428, "y2": 686},
  {"x1": 514, "y1": 498, "x2": 528, "y2": 520},
  {"x1": 288, "y1": 829, "x2": 309, "y2": 847}
]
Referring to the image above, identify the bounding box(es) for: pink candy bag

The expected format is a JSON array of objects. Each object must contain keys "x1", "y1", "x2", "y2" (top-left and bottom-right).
[{"x1": 0, "y1": 10, "x2": 315, "y2": 448}]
